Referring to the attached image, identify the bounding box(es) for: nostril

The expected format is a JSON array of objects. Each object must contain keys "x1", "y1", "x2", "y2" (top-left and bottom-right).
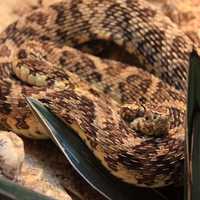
[{"x1": 17, "y1": 49, "x2": 27, "y2": 59}]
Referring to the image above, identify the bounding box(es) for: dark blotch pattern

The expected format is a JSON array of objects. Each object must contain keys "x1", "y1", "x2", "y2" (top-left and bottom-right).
[
  {"x1": 88, "y1": 88, "x2": 100, "y2": 97},
  {"x1": 59, "y1": 51, "x2": 102, "y2": 84},
  {"x1": 0, "y1": 81, "x2": 12, "y2": 102},
  {"x1": 0, "y1": 103, "x2": 12, "y2": 114},
  {"x1": 15, "y1": 114, "x2": 29, "y2": 129},
  {"x1": 104, "y1": 4, "x2": 132, "y2": 42},
  {"x1": 50, "y1": 2, "x2": 67, "y2": 26},
  {"x1": 169, "y1": 107, "x2": 184, "y2": 129},
  {"x1": 137, "y1": 27, "x2": 166, "y2": 66},
  {"x1": 27, "y1": 11, "x2": 48, "y2": 26},
  {"x1": 118, "y1": 75, "x2": 151, "y2": 103},
  {"x1": 118, "y1": 135, "x2": 184, "y2": 186},
  {"x1": 4, "y1": 22, "x2": 38, "y2": 46},
  {"x1": 104, "y1": 155, "x2": 118, "y2": 171},
  {"x1": 52, "y1": 0, "x2": 91, "y2": 44},
  {"x1": 118, "y1": 152, "x2": 143, "y2": 169},
  {"x1": 137, "y1": 7, "x2": 156, "y2": 21}
]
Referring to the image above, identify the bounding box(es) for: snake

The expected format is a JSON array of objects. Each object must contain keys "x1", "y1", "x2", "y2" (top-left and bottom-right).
[{"x1": 0, "y1": 0, "x2": 196, "y2": 188}]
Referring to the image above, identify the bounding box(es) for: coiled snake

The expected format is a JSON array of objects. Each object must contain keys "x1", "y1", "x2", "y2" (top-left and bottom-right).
[{"x1": 0, "y1": 0, "x2": 196, "y2": 187}]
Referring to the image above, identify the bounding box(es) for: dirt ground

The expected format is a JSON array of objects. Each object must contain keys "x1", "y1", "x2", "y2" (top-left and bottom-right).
[{"x1": 0, "y1": 0, "x2": 199, "y2": 200}]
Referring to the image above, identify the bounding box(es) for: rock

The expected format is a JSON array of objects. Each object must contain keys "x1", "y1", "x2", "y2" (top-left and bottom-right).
[{"x1": 0, "y1": 131, "x2": 24, "y2": 180}]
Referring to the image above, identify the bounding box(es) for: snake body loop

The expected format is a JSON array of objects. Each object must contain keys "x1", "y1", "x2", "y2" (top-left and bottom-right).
[{"x1": 0, "y1": 0, "x2": 194, "y2": 187}]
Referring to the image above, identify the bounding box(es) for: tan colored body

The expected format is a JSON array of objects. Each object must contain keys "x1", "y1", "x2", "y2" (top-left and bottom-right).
[{"x1": 0, "y1": 0, "x2": 194, "y2": 187}]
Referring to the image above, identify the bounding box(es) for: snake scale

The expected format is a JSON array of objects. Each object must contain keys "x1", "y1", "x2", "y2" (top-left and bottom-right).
[{"x1": 0, "y1": 0, "x2": 196, "y2": 188}]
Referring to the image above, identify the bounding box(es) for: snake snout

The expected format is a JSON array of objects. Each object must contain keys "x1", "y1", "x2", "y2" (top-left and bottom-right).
[{"x1": 120, "y1": 104, "x2": 170, "y2": 136}]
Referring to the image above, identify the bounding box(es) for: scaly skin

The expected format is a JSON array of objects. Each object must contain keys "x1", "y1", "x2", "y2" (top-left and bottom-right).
[{"x1": 0, "y1": 0, "x2": 195, "y2": 187}]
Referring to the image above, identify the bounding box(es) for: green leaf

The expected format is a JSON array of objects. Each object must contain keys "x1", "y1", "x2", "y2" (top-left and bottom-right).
[
  {"x1": 186, "y1": 49, "x2": 200, "y2": 200},
  {"x1": 0, "y1": 177, "x2": 54, "y2": 200}
]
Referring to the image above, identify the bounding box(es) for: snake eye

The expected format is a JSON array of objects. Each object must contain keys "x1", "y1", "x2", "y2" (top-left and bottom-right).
[
  {"x1": 145, "y1": 116, "x2": 149, "y2": 120},
  {"x1": 153, "y1": 115, "x2": 157, "y2": 120}
]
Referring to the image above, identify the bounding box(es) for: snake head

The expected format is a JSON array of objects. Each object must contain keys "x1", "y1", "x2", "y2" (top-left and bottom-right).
[{"x1": 120, "y1": 104, "x2": 170, "y2": 136}]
